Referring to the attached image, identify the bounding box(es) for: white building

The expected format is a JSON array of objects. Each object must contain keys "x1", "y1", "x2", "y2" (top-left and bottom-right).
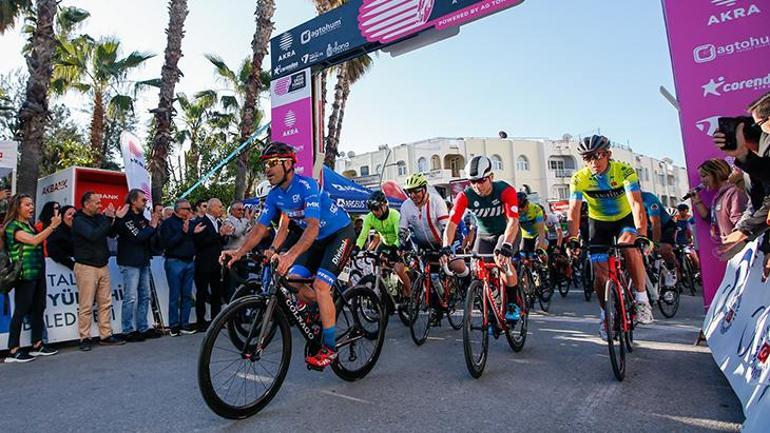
[{"x1": 335, "y1": 136, "x2": 690, "y2": 209}]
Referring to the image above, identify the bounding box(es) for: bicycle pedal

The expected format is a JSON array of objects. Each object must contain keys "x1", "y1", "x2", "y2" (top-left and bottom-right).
[{"x1": 306, "y1": 363, "x2": 326, "y2": 372}]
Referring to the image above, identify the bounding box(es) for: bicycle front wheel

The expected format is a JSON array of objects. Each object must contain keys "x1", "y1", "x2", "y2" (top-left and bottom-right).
[
  {"x1": 538, "y1": 270, "x2": 554, "y2": 312},
  {"x1": 446, "y1": 276, "x2": 464, "y2": 330},
  {"x1": 332, "y1": 286, "x2": 387, "y2": 381},
  {"x1": 605, "y1": 280, "x2": 626, "y2": 381},
  {"x1": 658, "y1": 283, "x2": 680, "y2": 318},
  {"x1": 198, "y1": 296, "x2": 292, "y2": 419},
  {"x1": 463, "y1": 280, "x2": 488, "y2": 378},
  {"x1": 409, "y1": 275, "x2": 431, "y2": 346}
]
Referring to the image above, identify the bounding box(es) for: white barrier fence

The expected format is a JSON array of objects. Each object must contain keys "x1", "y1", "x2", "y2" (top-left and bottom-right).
[
  {"x1": 703, "y1": 239, "x2": 770, "y2": 432},
  {"x1": 0, "y1": 258, "x2": 206, "y2": 348}
]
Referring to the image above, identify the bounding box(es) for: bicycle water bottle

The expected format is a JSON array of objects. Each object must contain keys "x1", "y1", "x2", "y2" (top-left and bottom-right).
[{"x1": 431, "y1": 273, "x2": 444, "y2": 298}]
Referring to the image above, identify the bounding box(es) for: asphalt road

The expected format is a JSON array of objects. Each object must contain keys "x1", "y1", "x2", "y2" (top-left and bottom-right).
[{"x1": 0, "y1": 289, "x2": 743, "y2": 433}]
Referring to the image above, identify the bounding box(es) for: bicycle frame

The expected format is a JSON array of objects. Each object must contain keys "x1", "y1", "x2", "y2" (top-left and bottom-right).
[{"x1": 603, "y1": 247, "x2": 635, "y2": 334}]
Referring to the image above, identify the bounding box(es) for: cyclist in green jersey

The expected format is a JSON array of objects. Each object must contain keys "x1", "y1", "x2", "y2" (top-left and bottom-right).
[
  {"x1": 354, "y1": 191, "x2": 411, "y2": 295},
  {"x1": 567, "y1": 135, "x2": 653, "y2": 338}
]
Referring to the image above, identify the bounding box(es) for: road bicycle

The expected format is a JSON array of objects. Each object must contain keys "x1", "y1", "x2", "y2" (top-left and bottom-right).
[
  {"x1": 349, "y1": 250, "x2": 411, "y2": 327},
  {"x1": 518, "y1": 249, "x2": 554, "y2": 312},
  {"x1": 674, "y1": 244, "x2": 700, "y2": 296},
  {"x1": 198, "y1": 259, "x2": 387, "y2": 419},
  {"x1": 454, "y1": 252, "x2": 528, "y2": 378}
]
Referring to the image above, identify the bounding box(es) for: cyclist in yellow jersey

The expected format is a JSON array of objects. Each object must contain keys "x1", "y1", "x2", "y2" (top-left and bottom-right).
[
  {"x1": 566, "y1": 135, "x2": 653, "y2": 338},
  {"x1": 517, "y1": 192, "x2": 548, "y2": 254}
]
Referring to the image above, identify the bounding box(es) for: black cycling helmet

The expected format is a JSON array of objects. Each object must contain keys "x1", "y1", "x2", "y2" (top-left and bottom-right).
[
  {"x1": 577, "y1": 135, "x2": 611, "y2": 156},
  {"x1": 367, "y1": 190, "x2": 388, "y2": 211},
  {"x1": 260, "y1": 142, "x2": 297, "y2": 162},
  {"x1": 517, "y1": 191, "x2": 529, "y2": 207},
  {"x1": 676, "y1": 203, "x2": 689, "y2": 211}
]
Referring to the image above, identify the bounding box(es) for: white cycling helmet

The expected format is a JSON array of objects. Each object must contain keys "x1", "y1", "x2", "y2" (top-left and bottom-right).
[
  {"x1": 465, "y1": 155, "x2": 493, "y2": 180},
  {"x1": 255, "y1": 180, "x2": 272, "y2": 199}
]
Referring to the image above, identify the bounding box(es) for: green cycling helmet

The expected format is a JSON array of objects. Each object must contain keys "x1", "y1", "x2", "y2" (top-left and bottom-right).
[{"x1": 404, "y1": 173, "x2": 428, "y2": 190}]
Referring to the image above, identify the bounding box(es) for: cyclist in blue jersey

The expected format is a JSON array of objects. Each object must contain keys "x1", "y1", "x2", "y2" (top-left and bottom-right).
[
  {"x1": 641, "y1": 191, "x2": 677, "y2": 269},
  {"x1": 222, "y1": 142, "x2": 355, "y2": 369}
]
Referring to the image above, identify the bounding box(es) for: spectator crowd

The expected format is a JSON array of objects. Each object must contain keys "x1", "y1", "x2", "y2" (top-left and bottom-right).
[{"x1": 1, "y1": 188, "x2": 257, "y2": 363}]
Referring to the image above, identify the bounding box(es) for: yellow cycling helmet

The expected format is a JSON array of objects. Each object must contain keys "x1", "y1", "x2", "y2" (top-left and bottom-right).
[{"x1": 404, "y1": 173, "x2": 428, "y2": 190}]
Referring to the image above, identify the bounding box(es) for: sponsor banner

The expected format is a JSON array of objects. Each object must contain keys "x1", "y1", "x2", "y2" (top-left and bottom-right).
[
  {"x1": 0, "y1": 258, "x2": 207, "y2": 347},
  {"x1": 548, "y1": 200, "x2": 570, "y2": 214},
  {"x1": 0, "y1": 141, "x2": 17, "y2": 199},
  {"x1": 662, "y1": 0, "x2": 770, "y2": 309},
  {"x1": 270, "y1": 0, "x2": 525, "y2": 79},
  {"x1": 270, "y1": 68, "x2": 314, "y2": 175},
  {"x1": 703, "y1": 239, "x2": 770, "y2": 432},
  {"x1": 120, "y1": 131, "x2": 153, "y2": 218}
]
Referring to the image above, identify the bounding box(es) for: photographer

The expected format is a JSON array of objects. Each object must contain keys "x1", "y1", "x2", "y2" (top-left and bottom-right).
[{"x1": 713, "y1": 92, "x2": 770, "y2": 278}]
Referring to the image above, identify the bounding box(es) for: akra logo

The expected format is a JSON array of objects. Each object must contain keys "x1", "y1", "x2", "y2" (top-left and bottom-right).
[
  {"x1": 707, "y1": 2, "x2": 761, "y2": 26},
  {"x1": 277, "y1": 50, "x2": 296, "y2": 61}
]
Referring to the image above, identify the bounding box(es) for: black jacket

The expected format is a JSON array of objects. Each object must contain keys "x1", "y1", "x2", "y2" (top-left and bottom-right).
[
  {"x1": 116, "y1": 210, "x2": 156, "y2": 267},
  {"x1": 47, "y1": 224, "x2": 74, "y2": 270},
  {"x1": 736, "y1": 133, "x2": 770, "y2": 238},
  {"x1": 192, "y1": 215, "x2": 227, "y2": 272},
  {"x1": 159, "y1": 214, "x2": 196, "y2": 261},
  {"x1": 72, "y1": 211, "x2": 116, "y2": 267}
]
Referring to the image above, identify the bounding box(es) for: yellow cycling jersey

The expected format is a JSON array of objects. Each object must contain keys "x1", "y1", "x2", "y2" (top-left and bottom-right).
[
  {"x1": 519, "y1": 204, "x2": 544, "y2": 239},
  {"x1": 569, "y1": 160, "x2": 641, "y2": 222}
]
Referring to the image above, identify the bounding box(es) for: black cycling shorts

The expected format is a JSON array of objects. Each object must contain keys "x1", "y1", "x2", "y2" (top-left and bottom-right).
[
  {"x1": 289, "y1": 223, "x2": 356, "y2": 286},
  {"x1": 521, "y1": 237, "x2": 538, "y2": 253},
  {"x1": 660, "y1": 220, "x2": 676, "y2": 245},
  {"x1": 475, "y1": 232, "x2": 520, "y2": 262},
  {"x1": 588, "y1": 213, "x2": 637, "y2": 262}
]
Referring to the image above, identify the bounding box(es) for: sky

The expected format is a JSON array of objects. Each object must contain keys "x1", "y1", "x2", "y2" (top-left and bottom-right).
[{"x1": 0, "y1": 0, "x2": 685, "y2": 165}]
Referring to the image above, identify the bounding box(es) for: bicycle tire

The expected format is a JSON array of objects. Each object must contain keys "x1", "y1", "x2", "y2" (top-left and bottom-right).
[
  {"x1": 446, "y1": 277, "x2": 464, "y2": 330},
  {"x1": 519, "y1": 267, "x2": 535, "y2": 310},
  {"x1": 538, "y1": 270, "x2": 553, "y2": 312},
  {"x1": 198, "y1": 297, "x2": 292, "y2": 419},
  {"x1": 331, "y1": 286, "x2": 387, "y2": 381},
  {"x1": 583, "y1": 260, "x2": 593, "y2": 302},
  {"x1": 605, "y1": 279, "x2": 626, "y2": 381},
  {"x1": 558, "y1": 276, "x2": 570, "y2": 297},
  {"x1": 463, "y1": 280, "x2": 488, "y2": 378},
  {"x1": 409, "y1": 275, "x2": 430, "y2": 346},
  {"x1": 657, "y1": 286, "x2": 680, "y2": 318},
  {"x1": 506, "y1": 284, "x2": 528, "y2": 352},
  {"x1": 684, "y1": 257, "x2": 697, "y2": 296}
]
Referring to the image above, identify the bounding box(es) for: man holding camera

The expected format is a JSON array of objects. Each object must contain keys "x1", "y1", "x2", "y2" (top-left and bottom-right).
[{"x1": 712, "y1": 92, "x2": 770, "y2": 279}]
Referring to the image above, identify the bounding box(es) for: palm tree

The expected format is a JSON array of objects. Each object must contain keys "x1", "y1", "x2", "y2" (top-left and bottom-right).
[
  {"x1": 1, "y1": 0, "x2": 57, "y2": 195},
  {"x1": 150, "y1": 0, "x2": 188, "y2": 205},
  {"x1": 333, "y1": 54, "x2": 373, "y2": 145},
  {"x1": 232, "y1": 0, "x2": 274, "y2": 200},
  {"x1": 176, "y1": 90, "x2": 217, "y2": 180},
  {"x1": 51, "y1": 36, "x2": 155, "y2": 166},
  {"x1": 206, "y1": 53, "x2": 271, "y2": 199}
]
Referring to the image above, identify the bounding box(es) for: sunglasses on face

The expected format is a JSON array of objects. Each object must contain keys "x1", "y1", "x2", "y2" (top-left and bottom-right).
[
  {"x1": 264, "y1": 158, "x2": 291, "y2": 168},
  {"x1": 582, "y1": 152, "x2": 607, "y2": 162},
  {"x1": 470, "y1": 177, "x2": 489, "y2": 185},
  {"x1": 405, "y1": 187, "x2": 425, "y2": 195},
  {"x1": 757, "y1": 117, "x2": 769, "y2": 127},
  {"x1": 178, "y1": 206, "x2": 192, "y2": 211}
]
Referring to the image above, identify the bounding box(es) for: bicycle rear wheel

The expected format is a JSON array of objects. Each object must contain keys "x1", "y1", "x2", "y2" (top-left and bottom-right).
[
  {"x1": 538, "y1": 269, "x2": 553, "y2": 312},
  {"x1": 331, "y1": 286, "x2": 387, "y2": 381},
  {"x1": 657, "y1": 285, "x2": 680, "y2": 318},
  {"x1": 506, "y1": 284, "x2": 528, "y2": 352},
  {"x1": 409, "y1": 275, "x2": 431, "y2": 346},
  {"x1": 683, "y1": 257, "x2": 697, "y2": 296},
  {"x1": 463, "y1": 281, "x2": 488, "y2": 378},
  {"x1": 605, "y1": 280, "x2": 626, "y2": 381},
  {"x1": 446, "y1": 277, "x2": 464, "y2": 330},
  {"x1": 198, "y1": 297, "x2": 291, "y2": 419}
]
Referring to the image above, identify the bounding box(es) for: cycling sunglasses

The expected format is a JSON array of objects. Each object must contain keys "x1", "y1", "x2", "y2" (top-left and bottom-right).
[
  {"x1": 470, "y1": 176, "x2": 490, "y2": 185},
  {"x1": 264, "y1": 158, "x2": 292, "y2": 168},
  {"x1": 405, "y1": 187, "x2": 426, "y2": 195},
  {"x1": 582, "y1": 152, "x2": 608, "y2": 162}
]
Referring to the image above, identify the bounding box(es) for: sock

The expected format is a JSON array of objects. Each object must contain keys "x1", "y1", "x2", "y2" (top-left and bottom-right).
[
  {"x1": 322, "y1": 327, "x2": 336, "y2": 350},
  {"x1": 635, "y1": 291, "x2": 649, "y2": 304}
]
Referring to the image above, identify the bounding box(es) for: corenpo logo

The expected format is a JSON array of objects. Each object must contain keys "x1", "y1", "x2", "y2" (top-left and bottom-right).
[
  {"x1": 702, "y1": 72, "x2": 770, "y2": 97},
  {"x1": 693, "y1": 34, "x2": 770, "y2": 63}
]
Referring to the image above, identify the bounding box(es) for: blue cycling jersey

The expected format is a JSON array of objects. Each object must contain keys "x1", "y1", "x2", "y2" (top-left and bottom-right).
[
  {"x1": 642, "y1": 192, "x2": 672, "y2": 226},
  {"x1": 258, "y1": 174, "x2": 350, "y2": 240}
]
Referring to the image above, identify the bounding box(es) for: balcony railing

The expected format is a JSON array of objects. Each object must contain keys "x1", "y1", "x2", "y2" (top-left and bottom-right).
[{"x1": 550, "y1": 169, "x2": 575, "y2": 178}]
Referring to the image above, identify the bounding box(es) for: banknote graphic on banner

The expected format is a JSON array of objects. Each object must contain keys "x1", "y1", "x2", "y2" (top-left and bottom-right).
[
  {"x1": 270, "y1": 0, "x2": 526, "y2": 79},
  {"x1": 662, "y1": 0, "x2": 770, "y2": 310},
  {"x1": 120, "y1": 131, "x2": 153, "y2": 218},
  {"x1": 704, "y1": 239, "x2": 770, "y2": 432},
  {"x1": 271, "y1": 68, "x2": 314, "y2": 175}
]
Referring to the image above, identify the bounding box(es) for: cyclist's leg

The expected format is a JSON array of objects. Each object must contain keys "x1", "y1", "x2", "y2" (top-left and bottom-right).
[
  {"x1": 379, "y1": 244, "x2": 411, "y2": 296},
  {"x1": 659, "y1": 222, "x2": 678, "y2": 270},
  {"x1": 587, "y1": 218, "x2": 613, "y2": 308},
  {"x1": 314, "y1": 224, "x2": 356, "y2": 348}
]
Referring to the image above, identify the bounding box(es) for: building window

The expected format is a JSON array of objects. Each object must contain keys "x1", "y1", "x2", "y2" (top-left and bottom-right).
[
  {"x1": 517, "y1": 155, "x2": 529, "y2": 171},
  {"x1": 553, "y1": 185, "x2": 569, "y2": 200},
  {"x1": 431, "y1": 155, "x2": 441, "y2": 171},
  {"x1": 491, "y1": 154, "x2": 503, "y2": 171},
  {"x1": 360, "y1": 165, "x2": 370, "y2": 177},
  {"x1": 397, "y1": 161, "x2": 407, "y2": 176},
  {"x1": 658, "y1": 172, "x2": 665, "y2": 185},
  {"x1": 375, "y1": 164, "x2": 382, "y2": 176},
  {"x1": 417, "y1": 157, "x2": 428, "y2": 173}
]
